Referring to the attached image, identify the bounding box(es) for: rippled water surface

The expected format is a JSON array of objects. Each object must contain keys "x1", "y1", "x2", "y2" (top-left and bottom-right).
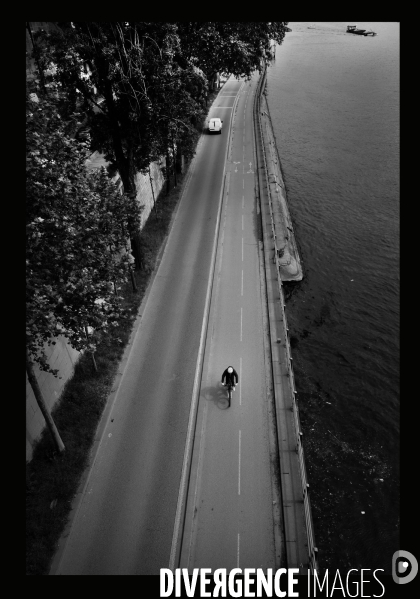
[{"x1": 266, "y1": 22, "x2": 399, "y2": 571}]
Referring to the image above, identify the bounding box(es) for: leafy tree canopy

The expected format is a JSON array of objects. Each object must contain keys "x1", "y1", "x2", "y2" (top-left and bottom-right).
[
  {"x1": 175, "y1": 22, "x2": 288, "y2": 82},
  {"x1": 33, "y1": 22, "x2": 208, "y2": 192},
  {"x1": 26, "y1": 92, "x2": 140, "y2": 372}
]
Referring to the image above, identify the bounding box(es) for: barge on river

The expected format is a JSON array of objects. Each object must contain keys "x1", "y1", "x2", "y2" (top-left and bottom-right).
[{"x1": 347, "y1": 25, "x2": 377, "y2": 36}]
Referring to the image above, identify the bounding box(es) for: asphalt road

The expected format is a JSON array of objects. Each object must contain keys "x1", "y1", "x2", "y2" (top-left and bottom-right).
[
  {"x1": 178, "y1": 75, "x2": 278, "y2": 570},
  {"x1": 51, "y1": 77, "x2": 247, "y2": 575}
]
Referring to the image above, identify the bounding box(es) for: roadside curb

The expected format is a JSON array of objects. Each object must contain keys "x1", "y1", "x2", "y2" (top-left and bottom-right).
[{"x1": 252, "y1": 72, "x2": 286, "y2": 570}]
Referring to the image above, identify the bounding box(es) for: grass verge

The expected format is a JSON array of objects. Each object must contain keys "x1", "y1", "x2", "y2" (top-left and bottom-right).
[{"x1": 26, "y1": 87, "x2": 222, "y2": 576}]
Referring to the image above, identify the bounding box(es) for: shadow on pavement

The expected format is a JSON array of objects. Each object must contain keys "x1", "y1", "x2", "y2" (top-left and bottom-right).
[{"x1": 200, "y1": 384, "x2": 230, "y2": 410}]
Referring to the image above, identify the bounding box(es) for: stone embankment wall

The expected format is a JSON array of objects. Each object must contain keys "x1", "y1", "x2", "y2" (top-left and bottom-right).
[
  {"x1": 259, "y1": 92, "x2": 303, "y2": 281},
  {"x1": 26, "y1": 155, "x2": 166, "y2": 462},
  {"x1": 255, "y1": 67, "x2": 316, "y2": 571}
]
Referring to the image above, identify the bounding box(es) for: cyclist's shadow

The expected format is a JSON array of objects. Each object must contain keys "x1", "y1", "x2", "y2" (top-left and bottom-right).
[{"x1": 200, "y1": 383, "x2": 230, "y2": 410}]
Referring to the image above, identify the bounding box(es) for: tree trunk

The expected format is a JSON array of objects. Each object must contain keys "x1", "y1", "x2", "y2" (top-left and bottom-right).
[
  {"x1": 98, "y1": 58, "x2": 135, "y2": 195},
  {"x1": 128, "y1": 212, "x2": 143, "y2": 270},
  {"x1": 149, "y1": 166, "x2": 158, "y2": 217},
  {"x1": 207, "y1": 71, "x2": 217, "y2": 92},
  {"x1": 166, "y1": 149, "x2": 171, "y2": 195},
  {"x1": 98, "y1": 60, "x2": 143, "y2": 269},
  {"x1": 26, "y1": 349, "x2": 65, "y2": 454},
  {"x1": 130, "y1": 233, "x2": 143, "y2": 270},
  {"x1": 84, "y1": 326, "x2": 98, "y2": 372},
  {"x1": 130, "y1": 267, "x2": 137, "y2": 292},
  {"x1": 175, "y1": 149, "x2": 183, "y2": 176},
  {"x1": 26, "y1": 22, "x2": 47, "y2": 95},
  {"x1": 173, "y1": 142, "x2": 177, "y2": 187}
]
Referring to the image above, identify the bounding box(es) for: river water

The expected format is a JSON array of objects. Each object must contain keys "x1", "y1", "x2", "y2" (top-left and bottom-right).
[{"x1": 266, "y1": 22, "x2": 399, "y2": 572}]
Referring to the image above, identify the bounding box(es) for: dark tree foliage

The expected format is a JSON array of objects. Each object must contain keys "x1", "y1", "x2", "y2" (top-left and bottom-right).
[
  {"x1": 34, "y1": 22, "x2": 208, "y2": 194},
  {"x1": 26, "y1": 92, "x2": 140, "y2": 373},
  {"x1": 175, "y1": 22, "x2": 288, "y2": 87}
]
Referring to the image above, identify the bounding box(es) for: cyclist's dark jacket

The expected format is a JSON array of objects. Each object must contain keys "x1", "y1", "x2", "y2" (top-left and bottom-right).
[{"x1": 221, "y1": 367, "x2": 238, "y2": 386}]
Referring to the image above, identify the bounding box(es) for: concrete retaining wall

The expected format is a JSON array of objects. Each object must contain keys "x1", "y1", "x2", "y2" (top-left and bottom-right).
[
  {"x1": 85, "y1": 153, "x2": 166, "y2": 228},
  {"x1": 259, "y1": 92, "x2": 303, "y2": 281},
  {"x1": 26, "y1": 337, "x2": 80, "y2": 460},
  {"x1": 135, "y1": 161, "x2": 166, "y2": 228}
]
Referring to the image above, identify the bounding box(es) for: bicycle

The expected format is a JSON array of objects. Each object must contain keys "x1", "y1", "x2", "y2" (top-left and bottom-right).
[{"x1": 223, "y1": 381, "x2": 235, "y2": 407}]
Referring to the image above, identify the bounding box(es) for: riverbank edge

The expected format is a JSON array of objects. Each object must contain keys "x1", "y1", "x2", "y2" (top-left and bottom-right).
[
  {"x1": 258, "y1": 78, "x2": 303, "y2": 282},
  {"x1": 254, "y1": 65, "x2": 318, "y2": 571}
]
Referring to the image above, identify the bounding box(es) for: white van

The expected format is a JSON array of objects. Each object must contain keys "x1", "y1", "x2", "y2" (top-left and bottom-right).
[{"x1": 208, "y1": 117, "x2": 223, "y2": 134}]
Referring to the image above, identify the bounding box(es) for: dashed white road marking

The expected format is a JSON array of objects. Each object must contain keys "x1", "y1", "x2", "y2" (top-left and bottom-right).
[
  {"x1": 238, "y1": 430, "x2": 241, "y2": 495},
  {"x1": 239, "y1": 357, "x2": 242, "y2": 405},
  {"x1": 237, "y1": 534, "x2": 240, "y2": 568},
  {"x1": 242, "y1": 237, "x2": 244, "y2": 262}
]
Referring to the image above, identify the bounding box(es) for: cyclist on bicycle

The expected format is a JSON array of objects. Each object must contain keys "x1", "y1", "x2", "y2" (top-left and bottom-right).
[{"x1": 221, "y1": 366, "x2": 239, "y2": 390}]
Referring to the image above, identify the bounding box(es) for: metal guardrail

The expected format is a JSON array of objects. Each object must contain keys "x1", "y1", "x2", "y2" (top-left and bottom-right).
[{"x1": 255, "y1": 64, "x2": 318, "y2": 572}]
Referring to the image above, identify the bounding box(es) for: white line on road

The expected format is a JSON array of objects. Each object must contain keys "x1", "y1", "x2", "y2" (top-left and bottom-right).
[
  {"x1": 242, "y1": 237, "x2": 244, "y2": 262},
  {"x1": 237, "y1": 534, "x2": 240, "y2": 568},
  {"x1": 241, "y1": 269, "x2": 243, "y2": 296},
  {"x1": 238, "y1": 430, "x2": 241, "y2": 495},
  {"x1": 239, "y1": 357, "x2": 242, "y2": 405}
]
